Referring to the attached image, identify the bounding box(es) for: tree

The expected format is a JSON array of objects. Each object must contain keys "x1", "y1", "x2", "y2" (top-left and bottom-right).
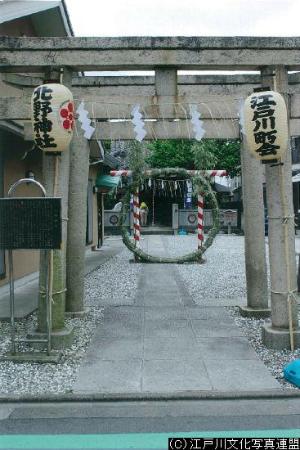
[
  {"x1": 146, "y1": 140, "x2": 194, "y2": 169},
  {"x1": 191, "y1": 141, "x2": 217, "y2": 170},
  {"x1": 146, "y1": 139, "x2": 240, "y2": 176},
  {"x1": 195, "y1": 139, "x2": 241, "y2": 177}
]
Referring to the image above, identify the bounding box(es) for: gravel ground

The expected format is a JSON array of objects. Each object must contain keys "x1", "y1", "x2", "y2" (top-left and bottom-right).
[
  {"x1": 0, "y1": 308, "x2": 103, "y2": 395},
  {"x1": 0, "y1": 248, "x2": 141, "y2": 395},
  {"x1": 228, "y1": 307, "x2": 300, "y2": 390},
  {"x1": 167, "y1": 233, "x2": 248, "y2": 304},
  {"x1": 84, "y1": 248, "x2": 141, "y2": 307}
]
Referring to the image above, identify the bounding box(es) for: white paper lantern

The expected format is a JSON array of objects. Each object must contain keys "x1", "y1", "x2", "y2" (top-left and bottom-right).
[
  {"x1": 244, "y1": 89, "x2": 288, "y2": 161},
  {"x1": 31, "y1": 83, "x2": 74, "y2": 153}
]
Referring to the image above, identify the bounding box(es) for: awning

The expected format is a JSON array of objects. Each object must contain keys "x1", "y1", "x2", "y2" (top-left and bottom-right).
[{"x1": 95, "y1": 174, "x2": 121, "y2": 192}]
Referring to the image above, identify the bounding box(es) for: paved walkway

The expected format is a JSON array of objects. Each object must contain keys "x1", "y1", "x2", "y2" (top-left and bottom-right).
[{"x1": 73, "y1": 235, "x2": 280, "y2": 394}]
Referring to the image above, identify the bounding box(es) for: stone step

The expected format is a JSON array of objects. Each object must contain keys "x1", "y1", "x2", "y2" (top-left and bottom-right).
[{"x1": 141, "y1": 226, "x2": 174, "y2": 235}]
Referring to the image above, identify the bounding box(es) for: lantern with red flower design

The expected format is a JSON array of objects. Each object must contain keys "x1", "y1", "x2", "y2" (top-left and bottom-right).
[{"x1": 31, "y1": 83, "x2": 74, "y2": 153}]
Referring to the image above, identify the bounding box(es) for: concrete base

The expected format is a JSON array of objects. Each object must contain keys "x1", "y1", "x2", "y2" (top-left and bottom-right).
[
  {"x1": 239, "y1": 306, "x2": 271, "y2": 319},
  {"x1": 28, "y1": 326, "x2": 74, "y2": 350},
  {"x1": 262, "y1": 323, "x2": 300, "y2": 350},
  {"x1": 65, "y1": 307, "x2": 89, "y2": 319},
  {"x1": 1, "y1": 352, "x2": 61, "y2": 364}
]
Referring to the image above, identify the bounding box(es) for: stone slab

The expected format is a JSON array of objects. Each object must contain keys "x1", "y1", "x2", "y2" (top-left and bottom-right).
[
  {"x1": 84, "y1": 337, "x2": 143, "y2": 361},
  {"x1": 1, "y1": 352, "x2": 61, "y2": 364},
  {"x1": 144, "y1": 306, "x2": 186, "y2": 321},
  {"x1": 73, "y1": 359, "x2": 143, "y2": 393},
  {"x1": 142, "y1": 359, "x2": 213, "y2": 392},
  {"x1": 103, "y1": 306, "x2": 144, "y2": 321},
  {"x1": 144, "y1": 319, "x2": 194, "y2": 338},
  {"x1": 196, "y1": 337, "x2": 258, "y2": 360},
  {"x1": 95, "y1": 317, "x2": 143, "y2": 338},
  {"x1": 191, "y1": 320, "x2": 244, "y2": 338},
  {"x1": 144, "y1": 336, "x2": 200, "y2": 360},
  {"x1": 193, "y1": 297, "x2": 247, "y2": 307},
  {"x1": 185, "y1": 306, "x2": 234, "y2": 321},
  {"x1": 204, "y1": 359, "x2": 280, "y2": 391},
  {"x1": 142, "y1": 287, "x2": 180, "y2": 296},
  {"x1": 142, "y1": 294, "x2": 183, "y2": 307}
]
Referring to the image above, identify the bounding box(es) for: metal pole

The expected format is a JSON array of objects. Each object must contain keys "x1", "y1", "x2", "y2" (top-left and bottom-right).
[
  {"x1": 46, "y1": 250, "x2": 52, "y2": 355},
  {"x1": 152, "y1": 185, "x2": 155, "y2": 227},
  {"x1": 8, "y1": 178, "x2": 46, "y2": 197},
  {"x1": 8, "y1": 249, "x2": 15, "y2": 354}
]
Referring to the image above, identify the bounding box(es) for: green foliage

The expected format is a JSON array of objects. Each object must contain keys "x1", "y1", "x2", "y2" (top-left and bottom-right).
[
  {"x1": 102, "y1": 140, "x2": 111, "y2": 153},
  {"x1": 191, "y1": 141, "x2": 217, "y2": 170},
  {"x1": 128, "y1": 141, "x2": 146, "y2": 171},
  {"x1": 146, "y1": 140, "x2": 194, "y2": 169},
  {"x1": 195, "y1": 139, "x2": 241, "y2": 177},
  {"x1": 146, "y1": 139, "x2": 240, "y2": 176},
  {"x1": 128, "y1": 141, "x2": 147, "y2": 187}
]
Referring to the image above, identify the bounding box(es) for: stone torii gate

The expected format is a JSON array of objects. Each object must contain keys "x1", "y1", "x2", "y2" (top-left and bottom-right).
[{"x1": 1, "y1": 36, "x2": 300, "y2": 349}]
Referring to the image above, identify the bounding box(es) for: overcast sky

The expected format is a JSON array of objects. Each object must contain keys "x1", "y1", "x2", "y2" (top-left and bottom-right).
[{"x1": 65, "y1": 0, "x2": 299, "y2": 37}]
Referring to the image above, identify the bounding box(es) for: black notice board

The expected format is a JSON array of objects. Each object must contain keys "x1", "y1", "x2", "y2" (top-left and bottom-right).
[{"x1": 0, "y1": 198, "x2": 62, "y2": 249}]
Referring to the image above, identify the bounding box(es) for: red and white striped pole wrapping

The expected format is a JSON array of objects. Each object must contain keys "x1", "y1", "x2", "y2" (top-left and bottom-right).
[
  {"x1": 197, "y1": 194, "x2": 204, "y2": 249},
  {"x1": 110, "y1": 170, "x2": 227, "y2": 177},
  {"x1": 110, "y1": 170, "x2": 133, "y2": 177},
  {"x1": 188, "y1": 170, "x2": 227, "y2": 177},
  {"x1": 133, "y1": 189, "x2": 140, "y2": 248}
]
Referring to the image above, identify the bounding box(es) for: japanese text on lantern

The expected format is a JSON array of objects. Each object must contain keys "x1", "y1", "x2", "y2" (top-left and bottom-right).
[
  {"x1": 250, "y1": 93, "x2": 280, "y2": 158},
  {"x1": 33, "y1": 86, "x2": 57, "y2": 149}
]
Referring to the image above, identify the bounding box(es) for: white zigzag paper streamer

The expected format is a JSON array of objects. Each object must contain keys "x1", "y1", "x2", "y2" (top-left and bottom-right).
[
  {"x1": 189, "y1": 104, "x2": 206, "y2": 141},
  {"x1": 131, "y1": 104, "x2": 147, "y2": 142},
  {"x1": 76, "y1": 101, "x2": 95, "y2": 139}
]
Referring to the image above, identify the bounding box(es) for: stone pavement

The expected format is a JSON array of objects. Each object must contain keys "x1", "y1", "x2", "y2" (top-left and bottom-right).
[
  {"x1": 73, "y1": 235, "x2": 281, "y2": 395},
  {"x1": 0, "y1": 238, "x2": 123, "y2": 320}
]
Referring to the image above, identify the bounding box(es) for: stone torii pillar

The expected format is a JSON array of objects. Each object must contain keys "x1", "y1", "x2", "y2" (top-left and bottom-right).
[
  {"x1": 261, "y1": 66, "x2": 300, "y2": 349},
  {"x1": 65, "y1": 102, "x2": 91, "y2": 316},
  {"x1": 239, "y1": 132, "x2": 269, "y2": 318}
]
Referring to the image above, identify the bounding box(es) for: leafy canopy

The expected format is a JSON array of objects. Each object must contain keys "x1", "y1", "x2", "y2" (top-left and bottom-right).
[
  {"x1": 146, "y1": 139, "x2": 241, "y2": 176},
  {"x1": 146, "y1": 140, "x2": 194, "y2": 169}
]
